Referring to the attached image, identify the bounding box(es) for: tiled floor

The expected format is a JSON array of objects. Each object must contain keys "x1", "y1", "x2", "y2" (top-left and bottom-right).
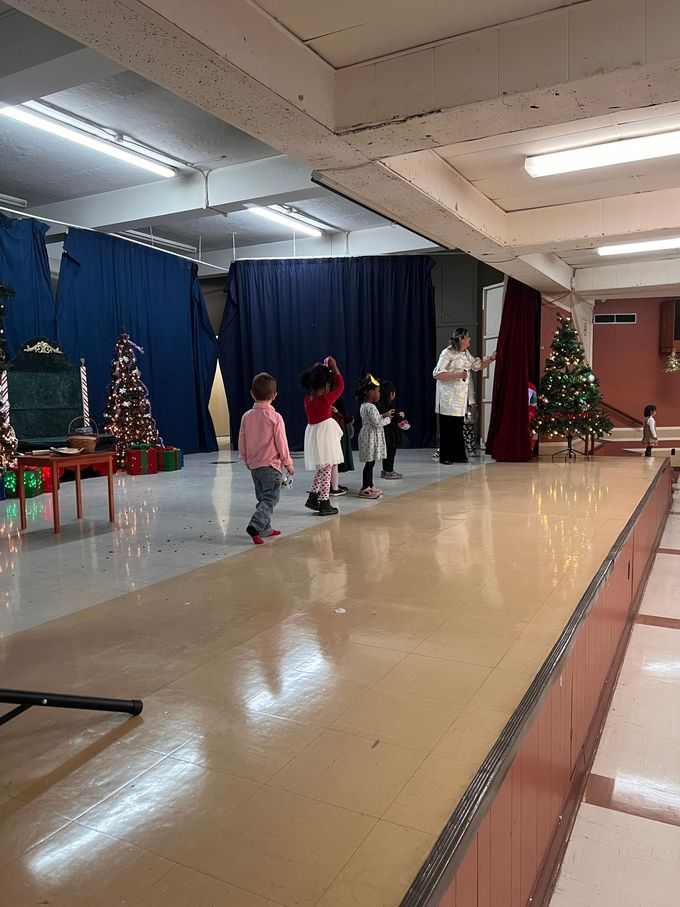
[
  {"x1": 0, "y1": 455, "x2": 666, "y2": 906},
  {"x1": 550, "y1": 495, "x2": 680, "y2": 907},
  {"x1": 0, "y1": 448, "x2": 465, "y2": 636}
]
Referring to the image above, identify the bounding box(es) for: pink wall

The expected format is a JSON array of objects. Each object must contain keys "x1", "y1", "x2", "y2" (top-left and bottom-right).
[{"x1": 592, "y1": 298, "x2": 680, "y2": 426}]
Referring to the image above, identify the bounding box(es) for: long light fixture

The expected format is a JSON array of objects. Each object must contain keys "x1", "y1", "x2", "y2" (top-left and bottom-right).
[
  {"x1": 123, "y1": 229, "x2": 197, "y2": 254},
  {"x1": 525, "y1": 130, "x2": 680, "y2": 177},
  {"x1": 0, "y1": 105, "x2": 176, "y2": 178},
  {"x1": 246, "y1": 206, "x2": 323, "y2": 237},
  {"x1": 0, "y1": 192, "x2": 28, "y2": 208},
  {"x1": 597, "y1": 237, "x2": 680, "y2": 257}
]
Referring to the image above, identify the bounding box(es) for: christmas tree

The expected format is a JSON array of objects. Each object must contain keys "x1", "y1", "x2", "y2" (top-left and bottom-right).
[
  {"x1": 103, "y1": 333, "x2": 161, "y2": 465},
  {"x1": 0, "y1": 398, "x2": 18, "y2": 472},
  {"x1": 0, "y1": 282, "x2": 18, "y2": 471},
  {"x1": 533, "y1": 313, "x2": 612, "y2": 455}
]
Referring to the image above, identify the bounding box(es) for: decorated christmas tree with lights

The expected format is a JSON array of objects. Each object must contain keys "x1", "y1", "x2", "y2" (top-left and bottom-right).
[
  {"x1": 0, "y1": 281, "x2": 18, "y2": 472},
  {"x1": 533, "y1": 313, "x2": 612, "y2": 455},
  {"x1": 103, "y1": 333, "x2": 161, "y2": 465}
]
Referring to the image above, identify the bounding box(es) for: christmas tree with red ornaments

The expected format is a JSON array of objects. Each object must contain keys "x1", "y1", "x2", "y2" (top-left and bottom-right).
[
  {"x1": 103, "y1": 333, "x2": 161, "y2": 466},
  {"x1": 533, "y1": 313, "x2": 612, "y2": 447}
]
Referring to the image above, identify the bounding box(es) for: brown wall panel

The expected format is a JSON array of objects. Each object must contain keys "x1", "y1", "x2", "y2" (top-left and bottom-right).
[{"x1": 489, "y1": 771, "x2": 513, "y2": 907}]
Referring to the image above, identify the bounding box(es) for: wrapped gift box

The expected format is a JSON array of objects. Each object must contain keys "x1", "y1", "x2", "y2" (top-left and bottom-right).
[
  {"x1": 125, "y1": 445, "x2": 158, "y2": 475},
  {"x1": 155, "y1": 445, "x2": 183, "y2": 471},
  {"x1": 3, "y1": 467, "x2": 43, "y2": 498}
]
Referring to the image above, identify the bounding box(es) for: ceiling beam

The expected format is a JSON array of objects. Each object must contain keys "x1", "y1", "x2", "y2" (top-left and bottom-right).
[
  {"x1": 574, "y1": 255, "x2": 680, "y2": 298},
  {"x1": 334, "y1": 0, "x2": 680, "y2": 157},
  {"x1": 27, "y1": 155, "x2": 325, "y2": 231},
  {"x1": 0, "y1": 47, "x2": 124, "y2": 105}
]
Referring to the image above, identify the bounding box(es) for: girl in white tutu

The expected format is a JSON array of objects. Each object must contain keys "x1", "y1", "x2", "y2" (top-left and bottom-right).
[{"x1": 301, "y1": 356, "x2": 344, "y2": 516}]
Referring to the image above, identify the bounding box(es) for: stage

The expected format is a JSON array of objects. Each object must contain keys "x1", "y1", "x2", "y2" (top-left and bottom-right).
[{"x1": 0, "y1": 456, "x2": 671, "y2": 907}]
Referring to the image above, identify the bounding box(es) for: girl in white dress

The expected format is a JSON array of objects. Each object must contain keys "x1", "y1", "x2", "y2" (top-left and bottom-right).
[{"x1": 356, "y1": 374, "x2": 394, "y2": 499}]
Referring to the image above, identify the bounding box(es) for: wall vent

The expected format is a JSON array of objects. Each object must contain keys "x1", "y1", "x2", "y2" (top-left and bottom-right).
[{"x1": 593, "y1": 313, "x2": 637, "y2": 324}]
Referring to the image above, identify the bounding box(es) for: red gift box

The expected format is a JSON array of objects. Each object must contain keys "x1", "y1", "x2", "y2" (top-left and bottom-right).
[{"x1": 125, "y1": 447, "x2": 158, "y2": 475}]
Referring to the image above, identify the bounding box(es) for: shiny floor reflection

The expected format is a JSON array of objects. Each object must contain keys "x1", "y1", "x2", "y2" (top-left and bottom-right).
[{"x1": 0, "y1": 457, "x2": 666, "y2": 907}]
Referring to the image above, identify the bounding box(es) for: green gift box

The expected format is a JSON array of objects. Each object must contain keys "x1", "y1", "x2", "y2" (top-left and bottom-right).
[
  {"x1": 155, "y1": 446, "x2": 183, "y2": 471},
  {"x1": 3, "y1": 467, "x2": 43, "y2": 498}
]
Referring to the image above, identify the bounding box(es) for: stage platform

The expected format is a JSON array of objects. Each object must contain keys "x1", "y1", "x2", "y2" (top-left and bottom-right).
[{"x1": 0, "y1": 457, "x2": 671, "y2": 907}]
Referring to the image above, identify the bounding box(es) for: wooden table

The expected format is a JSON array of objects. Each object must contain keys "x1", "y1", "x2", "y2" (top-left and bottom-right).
[{"x1": 17, "y1": 451, "x2": 117, "y2": 534}]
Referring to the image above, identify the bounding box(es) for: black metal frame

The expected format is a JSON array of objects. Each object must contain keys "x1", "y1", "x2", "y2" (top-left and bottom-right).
[
  {"x1": 0, "y1": 688, "x2": 143, "y2": 727},
  {"x1": 551, "y1": 432, "x2": 590, "y2": 462}
]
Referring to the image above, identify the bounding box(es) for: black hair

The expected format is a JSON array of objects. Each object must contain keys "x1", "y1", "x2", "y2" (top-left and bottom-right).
[
  {"x1": 449, "y1": 327, "x2": 470, "y2": 350},
  {"x1": 644, "y1": 404, "x2": 657, "y2": 418},
  {"x1": 380, "y1": 380, "x2": 396, "y2": 399},
  {"x1": 356, "y1": 374, "x2": 378, "y2": 401},
  {"x1": 301, "y1": 363, "x2": 335, "y2": 394},
  {"x1": 334, "y1": 396, "x2": 349, "y2": 418}
]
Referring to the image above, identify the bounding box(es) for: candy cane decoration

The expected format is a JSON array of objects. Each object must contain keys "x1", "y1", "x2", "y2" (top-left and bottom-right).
[
  {"x1": 80, "y1": 358, "x2": 90, "y2": 422},
  {"x1": 0, "y1": 367, "x2": 9, "y2": 417}
]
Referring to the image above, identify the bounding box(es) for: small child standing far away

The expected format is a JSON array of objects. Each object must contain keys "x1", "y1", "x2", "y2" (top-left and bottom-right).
[
  {"x1": 643, "y1": 403, "x2": 658, "y2": 458},
  {"x1": 238, "y1": 372, "x2": 294, "y2": 545},
  {"x1": 357, "y1": 374, "x2": 394, "y2": 499}
]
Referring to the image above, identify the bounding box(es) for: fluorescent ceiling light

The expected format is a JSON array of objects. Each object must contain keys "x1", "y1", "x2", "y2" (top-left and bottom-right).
[
  {"x1": 269, "y1": 204, "x2": 331, "y2": 232},
  {"x1": 0, "y1": 192, "x2": 27, "y2": 208},
  {"x1": 597, "y1": 237, "x2": 680, "y2": 257},
  {"x1": 123, "y1": 229, "x2": 197, "y2": 254},
  {"x1": 0, "y1": 105, "x2": 176, "y2": 178},
  {"x1": 246, "y1": 206, "x2": 323, "y2": 237},
  {"x1": 525, "y1": 130, "x2": 680, "y2": 177}
]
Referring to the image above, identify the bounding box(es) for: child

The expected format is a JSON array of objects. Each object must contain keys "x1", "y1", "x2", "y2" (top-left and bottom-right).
[
  {"x1": 378, "y1": 380, "x2": 405, "y2": 479},
  {"x1": 330, "y1": 397, "x2": 354, "y2": 497},
  {"x1": 238, "y1": 372, "x2": 294, "y2": 545},
  {"x1": 643, "y1": 404, "x2": 658, "y2": 457},
  {"x1": 356, "y1": 374, "x2": 394, "y2": 499},
  {"x1": 301, "y1": 356, "x2": 344, "y2": 516}
]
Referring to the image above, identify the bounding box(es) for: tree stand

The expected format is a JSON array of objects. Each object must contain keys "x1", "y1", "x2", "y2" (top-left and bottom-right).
[
  {"x1": 0, "y1": 688, "x2": 143, "y2": 727},
  {"x1": 551, "y1": 433, "x2": 590, "y2": 462}
]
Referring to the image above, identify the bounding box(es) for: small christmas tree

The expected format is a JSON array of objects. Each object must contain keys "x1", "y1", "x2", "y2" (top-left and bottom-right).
[
  {"x1": 103, "y1": 333, "x2": 161, "y2": 465},
  {"x1": 0, "y1": 400, "x2": 18, "y2": 472},
  {"x1": 533, "y1": 313, "x2": 612, "y2": 458}
]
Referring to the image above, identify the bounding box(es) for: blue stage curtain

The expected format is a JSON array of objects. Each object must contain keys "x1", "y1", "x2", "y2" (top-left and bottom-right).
[
  {"x1": 218, "y1": 256, "x2": 436, "y2": 450},
  {"x1": 0, "y1": 214, "x2": 55, "y2": 356},
  {"x1": 55, "y1": 229, "x2": 217, "y2": 453}
]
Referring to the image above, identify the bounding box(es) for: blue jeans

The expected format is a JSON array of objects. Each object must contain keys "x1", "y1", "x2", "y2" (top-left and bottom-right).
[{"x1": 249, "y1": 466, "x2": 282, "y2": 534}]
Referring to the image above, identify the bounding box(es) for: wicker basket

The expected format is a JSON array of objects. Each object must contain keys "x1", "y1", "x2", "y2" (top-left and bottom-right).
[{"x1": 67, "y1": 417, "x2": 99, "y2": 452}]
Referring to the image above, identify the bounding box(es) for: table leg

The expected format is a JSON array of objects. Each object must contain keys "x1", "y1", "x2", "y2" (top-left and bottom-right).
[
  {"x1": 107, "y1": 457, "x2": 115, "y2": 523},
  {"x1": 51, "y1": 464, "x2": 60, "y2": 533},
  {"x1": 18, "y1": 462, "x2": 26, "y2": 531},
  {"x1": 75, "y1": 465, "x2": 82, "y2": 519}
]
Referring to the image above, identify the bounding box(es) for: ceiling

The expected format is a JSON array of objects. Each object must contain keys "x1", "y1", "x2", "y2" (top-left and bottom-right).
[
  {"x1": 252, "y1": 0, "x2": 583, "y2": 67},
  {"x1": 5, "y1": 0, "x2": 680, "y2": 298},
  {"x1": 0, "y1": 3, "x2": 425, "y2": 274}
]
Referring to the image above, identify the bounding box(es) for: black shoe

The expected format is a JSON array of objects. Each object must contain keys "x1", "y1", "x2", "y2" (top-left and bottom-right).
[
  {"x1": 439, "y1": 459, "x2": 453, "y2": 465},
  {"x1": 305, "y1": 491, "x2": 320, "y2": 511},
  {"x1": 317, "y1": 499, "x2": 339, "y2": 515},
  {"x1": 330, "y1": 486, "x2": 348, "y2": 496}
]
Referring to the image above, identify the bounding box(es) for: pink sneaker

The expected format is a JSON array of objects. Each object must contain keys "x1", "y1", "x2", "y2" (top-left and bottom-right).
[
  {"x1": 370, "y1": 486, "x2": 383, "y2": 496},
  {"x1": 358, "y1": 488, "x2": 381, "y2": 499}
]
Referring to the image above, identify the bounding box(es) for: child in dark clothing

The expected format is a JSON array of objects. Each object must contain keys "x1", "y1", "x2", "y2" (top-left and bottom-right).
[
  {"x1": 330, "y1": 396, "x2": 354, "y2": 496},
  {"x1": 378, "y1": 380, "x2": 406, "y2": 479}
]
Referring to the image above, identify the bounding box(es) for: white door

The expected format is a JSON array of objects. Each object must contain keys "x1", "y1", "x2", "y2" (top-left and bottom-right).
[{"x1": 481, "y1": 282, "x2": 505, "y2": 447}]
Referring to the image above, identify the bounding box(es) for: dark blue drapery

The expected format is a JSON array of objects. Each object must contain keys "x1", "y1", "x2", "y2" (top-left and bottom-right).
[
  {"x1": 218, "y1": 256, "x2": 436, "y2": 450},
  {"x1": 0, "y1": 214, "x2": 55, "y2": 356},
  {"x1": 55, "y1": 229, "x2": 217, "y2": 454}
]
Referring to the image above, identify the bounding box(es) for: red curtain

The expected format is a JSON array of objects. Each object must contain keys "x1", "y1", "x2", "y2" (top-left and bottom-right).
[{"x1": 485, "y1": 278, "x2": 540, "y2": 462}]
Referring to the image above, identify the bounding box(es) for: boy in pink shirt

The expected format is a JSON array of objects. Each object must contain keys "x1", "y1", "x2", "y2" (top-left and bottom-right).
[{"x1": 238, "y1": 372, "x2": 295, "y2": 545}]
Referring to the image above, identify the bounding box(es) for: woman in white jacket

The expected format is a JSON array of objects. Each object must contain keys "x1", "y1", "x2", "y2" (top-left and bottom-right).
[{"x1": 433, "y1": 328, "x2": 496, "y2": 464}]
